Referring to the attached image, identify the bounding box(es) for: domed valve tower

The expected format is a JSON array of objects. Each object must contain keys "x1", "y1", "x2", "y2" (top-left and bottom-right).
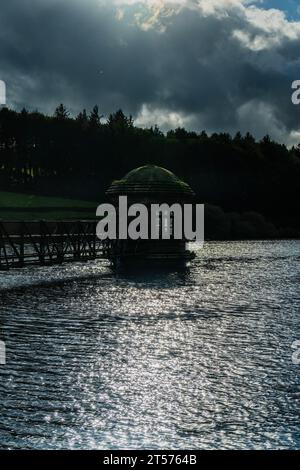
[{"x1": 105, "y1": 165, "x2": 196, "y2": 268}]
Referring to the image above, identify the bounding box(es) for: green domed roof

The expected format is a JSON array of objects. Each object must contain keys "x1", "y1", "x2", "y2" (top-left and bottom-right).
[{"x1": 106, "y1": 165, "x2": 194, "y2": 198}]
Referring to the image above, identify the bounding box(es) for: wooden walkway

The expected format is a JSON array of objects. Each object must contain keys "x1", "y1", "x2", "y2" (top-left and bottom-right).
[{"x1": 0, "y1": 220, "x2": 109, "y2": 270}]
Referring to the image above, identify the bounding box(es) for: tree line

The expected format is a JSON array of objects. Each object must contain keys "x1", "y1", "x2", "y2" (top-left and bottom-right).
[{"x1": 0, "y1": 104, "x2": 299, "y2": 238}]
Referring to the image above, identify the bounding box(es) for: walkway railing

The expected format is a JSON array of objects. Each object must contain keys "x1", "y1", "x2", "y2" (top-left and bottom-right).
[{"x1": 0, "y1": 220, "x2": 109, "y2": 270}]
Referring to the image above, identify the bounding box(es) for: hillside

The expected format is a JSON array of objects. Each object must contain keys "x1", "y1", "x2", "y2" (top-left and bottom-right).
[{"x1": 0, "y1": 191, "x2": 97, "y2": 220}]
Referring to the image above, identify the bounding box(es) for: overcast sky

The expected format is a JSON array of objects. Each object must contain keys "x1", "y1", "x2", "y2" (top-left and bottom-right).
[{"x1": 1, "y1": 0, "x2": 300, "y2": 144}]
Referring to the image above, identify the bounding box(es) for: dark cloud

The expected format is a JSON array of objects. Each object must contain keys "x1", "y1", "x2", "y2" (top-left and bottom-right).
[{"x1": 0, "y1": 0, "x2": 300, "y2": 144}]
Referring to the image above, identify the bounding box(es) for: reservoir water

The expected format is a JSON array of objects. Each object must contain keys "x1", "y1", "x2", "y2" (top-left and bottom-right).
[{"x1": 0, "y1": 240, "x2": 299, "y2": 449}]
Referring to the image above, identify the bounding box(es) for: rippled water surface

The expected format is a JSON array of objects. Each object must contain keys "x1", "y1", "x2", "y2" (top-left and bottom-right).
[{"x1": 0, "y1": 241, "x2": 299, "y2": 449}]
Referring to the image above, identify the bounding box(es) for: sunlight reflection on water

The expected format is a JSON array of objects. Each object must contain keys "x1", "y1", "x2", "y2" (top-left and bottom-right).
[{"x1": 0, "y1": 241, "x2": 299, "y2": 449}]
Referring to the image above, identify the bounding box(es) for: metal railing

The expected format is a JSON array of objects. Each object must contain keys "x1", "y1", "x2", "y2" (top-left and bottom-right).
[{"x1": 0, "y1": 220, "x2": 110, "y2": 270}]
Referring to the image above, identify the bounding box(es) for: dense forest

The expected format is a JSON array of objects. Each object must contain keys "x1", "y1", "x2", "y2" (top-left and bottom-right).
[{"x1": 0, "y1": 104, "x2": 299, "y2": 239}]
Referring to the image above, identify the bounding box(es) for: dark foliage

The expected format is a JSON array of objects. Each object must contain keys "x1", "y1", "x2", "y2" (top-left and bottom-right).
[{"x1": 0, "y1": 106, "x2": 299, "y2": 238}]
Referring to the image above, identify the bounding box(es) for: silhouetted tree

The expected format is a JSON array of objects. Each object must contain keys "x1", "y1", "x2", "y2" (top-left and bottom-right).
[
  {"x1": 54, "y1": 104, "x2": 69, "y2": 120},
  {"x1": 107, "y1": 109, "x2": 133, "y2": 133},
  {"x1": 76, "y1": 109, "x2": 88, "y2": 129},
  {"x1": 89, "y1": 105, "x2": 103, "y2": 129}
]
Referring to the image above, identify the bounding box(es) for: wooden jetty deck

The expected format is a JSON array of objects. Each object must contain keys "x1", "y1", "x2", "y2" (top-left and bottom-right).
[{"x1": 0, "y1": 220, "x2": 109, "y2": 270}]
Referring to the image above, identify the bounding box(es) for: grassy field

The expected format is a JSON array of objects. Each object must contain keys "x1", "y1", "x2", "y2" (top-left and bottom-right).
[
  {"x1": 0, "y1": 191, "x2": 97, "y2": 220},
  {"x1": 0, "y1": 191, "x2": 96, "y2": 208}
]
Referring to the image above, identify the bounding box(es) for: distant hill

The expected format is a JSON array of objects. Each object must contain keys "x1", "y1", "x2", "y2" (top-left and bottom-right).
[{"x1": 0, "y1": 106, "x2": 299, "y2": 235}]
